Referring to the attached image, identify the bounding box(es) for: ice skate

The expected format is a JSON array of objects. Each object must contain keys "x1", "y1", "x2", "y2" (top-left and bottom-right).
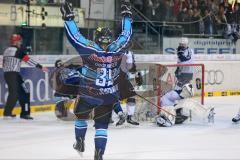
[
  {"x1": 3, "y1": 114, "x2": 16, "y2": 120},
  {"x1": 175, "y1": 108, "x2": 188, "y2": 124},
  {"x1": 94, "y1": 149, "x2": 103, "y2": 160},
  {"x1": 175, "y1": 115, "x2": 188, "y2": 124},
  {"x1": 116, "y1": 112, "x2": 126, "y2": 126},
  {"x1": 73, "y1": 137, "x2": 85, "y2": 156},
  {"x1": 20, "y1": 115, "x2": 34, "y2": 120},
  {"x1": 208, "y1": 108, "x2": 215, "y2": 123},
  {"x1": 127, "y1": 115, "x2": 139, "y2": 125},
  {"x1": 232, "y1": 113, "x2": 240, "y2": 123}
]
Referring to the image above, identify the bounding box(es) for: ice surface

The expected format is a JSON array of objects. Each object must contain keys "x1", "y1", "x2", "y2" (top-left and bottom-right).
[{"x1": 0, "y1": 96, "x2": 240, "y2": 159}]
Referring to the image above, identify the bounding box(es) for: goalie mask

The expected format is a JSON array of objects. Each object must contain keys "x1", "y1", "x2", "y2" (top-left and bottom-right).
[
  {"x1": 180, "y1": 83, "x2": 194, "y2": 98},
  {"x1": 95, "y1": 27, "x2": 113, "y2": 46}
]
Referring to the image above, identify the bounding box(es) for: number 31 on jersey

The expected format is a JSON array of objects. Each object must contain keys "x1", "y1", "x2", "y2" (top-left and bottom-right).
[{"x1": 96, "y1": 68, "x2": 113, "y2": 87}]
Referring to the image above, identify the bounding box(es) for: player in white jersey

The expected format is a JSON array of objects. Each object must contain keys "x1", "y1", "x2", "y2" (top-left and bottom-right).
[{"x1": 175, "y1": 37, "x2": 194, "y2": 90}]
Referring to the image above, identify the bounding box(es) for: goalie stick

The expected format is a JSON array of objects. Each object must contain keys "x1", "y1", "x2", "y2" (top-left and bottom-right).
[{"x1": 136, "y1": 93, "x2": 176, "y2": 117}]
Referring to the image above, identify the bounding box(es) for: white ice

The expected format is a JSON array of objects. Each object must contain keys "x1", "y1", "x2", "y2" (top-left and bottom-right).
[{"x1": 0, "y1": 96, "x2": 240, "y2": 160}]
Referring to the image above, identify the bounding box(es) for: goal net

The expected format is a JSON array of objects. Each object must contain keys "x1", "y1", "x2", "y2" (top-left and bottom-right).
[{"x1": 134, "y1": 63, "x2": 205, "y2": 121}]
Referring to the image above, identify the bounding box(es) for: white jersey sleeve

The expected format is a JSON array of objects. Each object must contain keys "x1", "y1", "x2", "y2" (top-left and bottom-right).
[
  {"x1": 177, "y1": 48, "x2": 194, "y2": 74},
  {"x1": 120, "y1": 50, "x2": 134, "y2": 73}
]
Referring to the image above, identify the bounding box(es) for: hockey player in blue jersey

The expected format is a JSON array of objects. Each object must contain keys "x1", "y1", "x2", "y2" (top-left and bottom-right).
[{"x1": 60, "y1": 1, "x2": 132, "y2": 159}]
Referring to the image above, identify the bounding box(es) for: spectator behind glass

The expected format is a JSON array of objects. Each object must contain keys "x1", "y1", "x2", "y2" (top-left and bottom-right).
[
  {"x1": 215, "y1": 4, "x2": 227, "y2": 34},
  {"x1": 132, "y1": 0, "x2": 143, "y2": 13},
  {"x1": 191, "y1": 8, "x2": 203, "y2": 34},
  {"x1": 184, "y1": 9, "x2": 194, "y2": 33},
  {"x1": 234, "y1": 4, "x2": 240, "y2": 24},
  {"x1": 203, "y1": 9, "x2": 214, "y2": 35},
  {"x1": 173, "y1": 0, "x2": 181, "y2": 18},
  {"x1": 177, "y1": 0, "x2": 189, "y2": 22},
  {"x1": 150, "y1": 0, "x2": 161, "y2": 22},
  {"x1": 162, "y1": 0, "x2": 174, "y2": 22}
]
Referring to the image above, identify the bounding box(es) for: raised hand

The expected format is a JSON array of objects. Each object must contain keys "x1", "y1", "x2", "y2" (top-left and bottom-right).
[
  {"x1": 60, "y1": 2, "x2": 75, "y2": 21},
  {"x1": 121, "y1": 0, "x2": 132, "y2": 17}
]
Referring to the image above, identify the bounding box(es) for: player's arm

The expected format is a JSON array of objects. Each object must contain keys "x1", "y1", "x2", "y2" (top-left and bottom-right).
[
  {"x1": 177, "y1": 47, "x2": 193, "y2": 62},
  {"x1": 108, "y1": 0, "x2": 132, "y2": 53},
  {"x1": 18, "y1": 47, "x2": 48, "y2": 72},
  {"x1": 125, "y1": 51, "x2": 134, "y2": 70},
  {"x1": 60, "y1": 2, "x2": 101, "y2": 54}
]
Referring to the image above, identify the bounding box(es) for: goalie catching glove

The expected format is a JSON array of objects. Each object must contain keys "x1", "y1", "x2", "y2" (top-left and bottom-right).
[{"x1": 60, "y1": 2, "x2": 75, "y2": 21}]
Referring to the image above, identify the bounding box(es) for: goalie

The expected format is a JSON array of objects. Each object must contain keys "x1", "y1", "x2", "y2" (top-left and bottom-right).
[{"x1": 156, "y1": 83, "x2": 215, "y2": 127}]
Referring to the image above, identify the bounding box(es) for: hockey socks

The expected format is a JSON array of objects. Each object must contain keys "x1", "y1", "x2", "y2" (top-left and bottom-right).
[
  {"x1": 116, "y1": 112, "x2": 126, "y2": 126},
  {"x1": 113, "y1": 102, "x2": 123, "y2": 115},
  {"x1": 126, "y1": 101, "x2": 139, "y2": 125},
  {"x1": 74, "y1": 120, "x2": 87, "y2": 152},
  {"x1": 94, "y1": 123, "x2": 108, "y2": 156},
  {"x1": 75, "y1": 120, "x2": 87, "y2": 141}
]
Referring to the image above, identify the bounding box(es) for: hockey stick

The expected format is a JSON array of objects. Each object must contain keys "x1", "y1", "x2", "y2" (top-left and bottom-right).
[{"x1": 135, "y1": 93, "x2": 176, "y2": 117}]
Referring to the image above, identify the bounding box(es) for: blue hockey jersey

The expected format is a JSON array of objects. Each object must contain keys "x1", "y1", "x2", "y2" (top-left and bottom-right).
[{"x1": 64, "y1": 15, "x2": 132, "y2": 105}]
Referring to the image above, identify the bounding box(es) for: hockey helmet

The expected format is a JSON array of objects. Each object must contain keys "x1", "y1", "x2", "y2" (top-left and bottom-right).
[
  {"x1": 10, "y1": 34, "x2": 22, "y2": 45},
  {"x1": 55, "y1": 59, "x2": 63, "y2": 68},
  {"x1": 179, "y1": 37, "x2": 189, "y2": 47},
  {"x1": 95, "y1": 27, "x2": 113, "y2": 45}
]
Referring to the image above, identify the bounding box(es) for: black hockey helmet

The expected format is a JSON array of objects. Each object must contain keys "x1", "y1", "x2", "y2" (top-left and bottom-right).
[
  {"x1": 55, "y1": 59, "x2": 63, "y2": 68},
  {"x1": 95, "y1": 27, "x2": 113, "y2": 45}
]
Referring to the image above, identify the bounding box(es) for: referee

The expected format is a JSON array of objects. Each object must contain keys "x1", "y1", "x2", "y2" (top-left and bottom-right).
[{"x1": 2, "y1": 34, "x2": 48, "y2": 120}]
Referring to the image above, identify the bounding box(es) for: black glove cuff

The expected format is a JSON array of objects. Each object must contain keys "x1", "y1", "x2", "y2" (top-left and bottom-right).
[
  {"x1": 63, "y1": 13, "x2": 75, "y2": 21},
  {"x1": 36, "y1": 64, "x2": 43, "y2": 69},
  {"x1": 121, "y1": 4, "x2": 132, "y2": 17}
]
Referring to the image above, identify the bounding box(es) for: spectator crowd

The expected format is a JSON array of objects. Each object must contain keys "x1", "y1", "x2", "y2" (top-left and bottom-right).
[{"x1": 131, "y1": 0, "x2": 240, "y2": 39}]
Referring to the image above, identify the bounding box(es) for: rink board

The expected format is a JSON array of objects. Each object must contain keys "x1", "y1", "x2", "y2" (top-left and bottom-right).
[
  {"x1": 0, "y1": 67, "x2": 56, "y2": 115},
  {"x1": 1, "y1": 59, "x2": 240, "y2": 116}
]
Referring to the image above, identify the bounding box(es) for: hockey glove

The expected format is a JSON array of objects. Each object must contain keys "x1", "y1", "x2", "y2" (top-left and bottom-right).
[
  {"x1": 121, "y1": 0, "x2": 132, "y2": 17},
  {"x1": 60, "y1": 2, "x2": 75, "y2": 21}
]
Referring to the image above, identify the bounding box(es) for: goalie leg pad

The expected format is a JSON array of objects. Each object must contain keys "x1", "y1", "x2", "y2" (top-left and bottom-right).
[
  {"x1": 156, "y1": 106, "x2": 176, "y2": 127},
  {"x1": 175, "y1": 99, "x2": 215, "y2": 122},
  {"x1": 156, "y1": 115, "x2": 173, "y2": 127}
]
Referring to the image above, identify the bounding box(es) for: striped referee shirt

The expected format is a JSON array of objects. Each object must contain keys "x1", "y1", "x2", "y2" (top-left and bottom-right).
[{"x1": 3, "y1": 45, "x2": 42, "y2": 72}]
